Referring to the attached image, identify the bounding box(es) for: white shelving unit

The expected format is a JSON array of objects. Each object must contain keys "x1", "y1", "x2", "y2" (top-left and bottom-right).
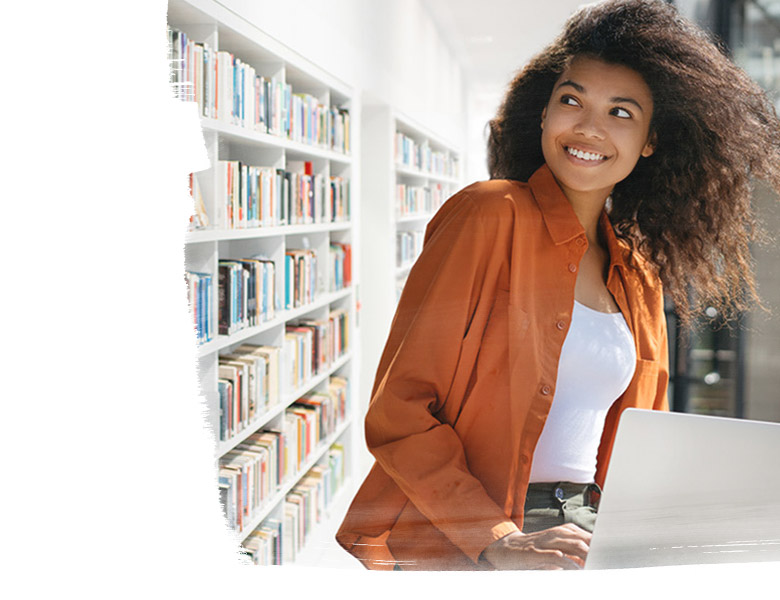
[
  {"x1": 359, "y1": 105, "x2": 462, "y2": 417},
  {"x1": 168, "y1": 0, "x2": 361, "y2": 566},
  {"x1": 392, "y1": 112, "x2": 461, "y2": 299}
]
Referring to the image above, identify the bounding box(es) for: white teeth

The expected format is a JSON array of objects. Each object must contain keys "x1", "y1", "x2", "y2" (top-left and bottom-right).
[{"x1": 567, "y1": 146, "x2": 604, "y2": 161}]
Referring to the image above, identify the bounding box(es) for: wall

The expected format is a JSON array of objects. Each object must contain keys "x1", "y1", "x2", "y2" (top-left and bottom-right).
[{"x1": 218, "y1": 0, "x2": 466, "y2": 148}]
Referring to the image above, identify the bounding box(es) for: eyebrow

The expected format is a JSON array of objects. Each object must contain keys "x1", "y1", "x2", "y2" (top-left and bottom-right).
[{"x1": 555, "y1": 80, "x2": 645, "y2": 113}]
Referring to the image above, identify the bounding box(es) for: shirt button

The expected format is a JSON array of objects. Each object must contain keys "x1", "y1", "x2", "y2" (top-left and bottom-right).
[
  {"x1": 556, "y1": 320, "x2": 566, "y2": 330},
  {"x1": 520, "y1": 455, "x2": 529, "y2": 464},
  {"x1": 568, "y1": 263, "x2": 577, "y2": 273},
  {"x1": 541, "y1": 384, "x2": 552, "y2": 395},
  {"x1": 576, "y1": 238, "x2": 585, "y2": 246}
]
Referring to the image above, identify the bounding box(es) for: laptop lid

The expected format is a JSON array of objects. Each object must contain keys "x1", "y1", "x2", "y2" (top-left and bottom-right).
[{"x1": 584, "y1": 408, "x2": 780, "y2": 569}]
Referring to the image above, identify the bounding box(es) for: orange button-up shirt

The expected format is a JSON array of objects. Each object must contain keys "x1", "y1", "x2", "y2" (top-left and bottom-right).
[{"x1": 336, "y1": 164, "x2": 670, "y2": 570}]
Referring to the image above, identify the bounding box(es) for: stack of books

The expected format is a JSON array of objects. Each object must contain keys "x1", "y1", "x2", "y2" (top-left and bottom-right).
[
  {"x1": 283, "y1": 443, "x2": 346, "y2": 563},
  {"x1": 284, "y1": 249, "x2": 317, "y2": 309},
  {"x1": 396, "y1": 231, "x2": 425, "y2": 268},
  {"x1": 218, "y1": 429, "x2": 285, "y2": 533},
  {"x1": 218, "y1": 344, "x2": 281, "y2": 442},
  {"x1": 218, "y1": 258, "x2": 276, "y2": 336},
  {"x1": 329, "y1": 243, "x2": 352, "y2": 292},
  {"x1": 396, "y1": 183, "x2": 430, "y2": 217}
]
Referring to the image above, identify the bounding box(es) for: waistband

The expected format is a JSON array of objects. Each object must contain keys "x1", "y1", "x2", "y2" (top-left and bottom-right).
[{"x1": 525, "y1": 481, "x2": 601, "y2": 509}]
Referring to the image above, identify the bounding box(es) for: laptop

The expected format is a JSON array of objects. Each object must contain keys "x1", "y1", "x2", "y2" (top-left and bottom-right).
[{"x1": 584, "y1": 408, "x2": 780, "y2": 569}]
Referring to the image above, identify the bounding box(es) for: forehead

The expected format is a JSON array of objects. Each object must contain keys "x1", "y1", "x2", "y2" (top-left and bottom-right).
[{"x1": 554, "y1": 56, "x2": 653, "y2": 103}]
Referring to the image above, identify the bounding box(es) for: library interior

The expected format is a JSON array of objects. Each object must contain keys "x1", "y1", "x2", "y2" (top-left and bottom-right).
[{"x1": 168, "y1": 0, "x2": 780, "y2": 573}]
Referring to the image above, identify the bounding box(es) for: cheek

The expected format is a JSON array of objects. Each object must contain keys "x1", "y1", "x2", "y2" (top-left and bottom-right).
[{"x1": 540, "y1": 129, "x2": 555, "y2": 164}]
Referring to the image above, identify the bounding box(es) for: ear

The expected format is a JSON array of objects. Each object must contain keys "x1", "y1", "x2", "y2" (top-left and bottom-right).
[
  {"x1": 641, "y1": 130, "x2": 657, "y2": 157},
  {"x1": 541, "y1": 106, "x2": 547, "y2": 129}
]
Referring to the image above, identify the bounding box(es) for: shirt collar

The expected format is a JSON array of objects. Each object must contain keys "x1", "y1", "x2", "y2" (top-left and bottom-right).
[{"x1": 528, "y1": 163, "x2": 627, "y2": 271}]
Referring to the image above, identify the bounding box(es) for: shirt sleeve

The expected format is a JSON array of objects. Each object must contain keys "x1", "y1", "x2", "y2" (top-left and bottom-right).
[{"x1": 364, "y1": 191, "x2": 520, "y2": 565}]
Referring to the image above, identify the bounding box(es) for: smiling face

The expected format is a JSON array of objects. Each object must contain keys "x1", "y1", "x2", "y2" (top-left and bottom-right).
[{"x1": 541, "y1": 56, "x2": 655, "y2": 205}]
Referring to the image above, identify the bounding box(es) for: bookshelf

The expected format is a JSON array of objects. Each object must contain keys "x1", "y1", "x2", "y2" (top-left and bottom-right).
[
  {"x1": 359, "y1": 105, "x2": 462, "y2": 419},
  {"x1": 167, "y1": 0, "x2": 361, "y2": 566}
]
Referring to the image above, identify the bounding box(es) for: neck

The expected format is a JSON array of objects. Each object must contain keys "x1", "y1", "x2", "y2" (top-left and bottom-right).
[{"x1": 561, "y1": 187, "x2": 611, "y2": 246}]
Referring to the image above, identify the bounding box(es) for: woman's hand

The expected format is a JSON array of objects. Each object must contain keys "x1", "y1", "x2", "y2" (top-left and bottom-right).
[{"x1": 480, "y1": 524, "x2": 591, "y2": 570}]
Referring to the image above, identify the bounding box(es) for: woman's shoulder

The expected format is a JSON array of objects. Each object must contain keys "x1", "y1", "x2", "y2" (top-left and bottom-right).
[
  {"x1": 444, "y1": 179, "x2": 538, "y2": 220},
  {"x1": 423, "y1": 179, "x2": 543, "y2": 249}
]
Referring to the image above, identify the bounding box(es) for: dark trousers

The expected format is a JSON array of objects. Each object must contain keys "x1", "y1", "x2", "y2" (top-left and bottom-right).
[{"x1": 522, "y1": 481, "x2": 601, "y2": 534}]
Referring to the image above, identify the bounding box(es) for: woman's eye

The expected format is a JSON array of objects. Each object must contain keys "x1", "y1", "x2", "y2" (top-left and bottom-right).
[
  {"x1": 561, "y1": 95, "x2": 580, "y2": 107},
  {"x1": 611, "y1": 107, "x2": 632, "y2": 119}
]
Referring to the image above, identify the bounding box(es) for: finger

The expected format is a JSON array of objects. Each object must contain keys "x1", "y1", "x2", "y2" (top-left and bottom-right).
[
  {"x1": 546, "y1": 555, "x2": 581, "y2": 570},
  {"x1": 560, "y1": 523, "x2": 593, "y2": 541},
  {"x1": 536, "y1": 537, "x2": 590, "y2": 561},
  {"x1": 532, "y1": 549, "x2": 583, "y2": 570},
  {"x1": 565, "y1": 553, "x2": 586, "y2": 568}
]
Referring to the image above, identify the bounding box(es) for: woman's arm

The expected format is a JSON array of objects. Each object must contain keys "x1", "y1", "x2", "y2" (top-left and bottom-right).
[{"x1": 364, "y1": 191, "x2": 520, "y2": 564}]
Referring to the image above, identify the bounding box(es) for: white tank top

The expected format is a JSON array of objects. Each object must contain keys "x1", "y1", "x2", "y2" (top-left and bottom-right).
[{"x1": 528, "y1": 300, "x2": 636, "y2": 484}]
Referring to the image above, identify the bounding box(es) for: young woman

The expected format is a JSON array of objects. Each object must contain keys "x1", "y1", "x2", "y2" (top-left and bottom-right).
[{"x1": 336, "y1": 0, "x2": 780, "y2": 571}]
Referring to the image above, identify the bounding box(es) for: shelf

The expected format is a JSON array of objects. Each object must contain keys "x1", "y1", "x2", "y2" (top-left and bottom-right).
[
  {"x1": 196, "y1": 287, "x2": 354, "y2": 357},
  {"x1": 200, "y1": 118, "x2": 352, "y2": 164},
  {"x1": 171, "y1": 0, "x2": 360, "y2": 569},
  {"x1": 395, "y1": 163, "x2": 458, "y2": 184},
  {"x1": 280, "y1": 351, "x2": 353, "y2": 408},
  {"x1": 285, "y1": 287, "x2": 354, "y2": 320},
  {"x1": 185, "y1": 221, "x2": 352, "y2": 244},
  {"x1": 234, "y1": 416, "x2": 353, "y2": 542},
  {"x1": 288, "y1": 475, "x2": 356, "y2": 568},
  {"x1": 216, "y1": 351, "x2": 353, "y2": 457},
  {"x1": 395, "y1": 213, "x2": 433, "y2": 224},
  {"x1": 396, "y1": 263, "x2": 414, "y2": 278}
]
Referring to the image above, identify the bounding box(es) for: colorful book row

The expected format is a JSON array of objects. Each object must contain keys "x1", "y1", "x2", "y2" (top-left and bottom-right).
[
  {"x1": 218, "y1": 378, "x2": 349, "y2": 534},
  {"x1": 395, "y1": 182, "x2": 448, "y2": 218},
  {"x1": 329, "y1": 243, "x2": 352, "y2": 292},
  {"x1": 168, "y1": 27, "x2": 350, "y2": 153},
  {"x1": 283, "y1": 443, "x2": 346, "y2": 564},
  {"x1": 397, "y1": 230, "x2": 425, "y2": 268},
  {"x1": 218, "y1": 344, "x2": 281, "y2": 442},
  {"x1": 285, "y1": 312, "x2": 350, "y2": 390},
  {"x1": 218, "y1": 258, "x2": 276, "y2": 337},
  {"x1": 219, "y1": 429, "x2": 285, "y2": 534},
  {"x1": 241, "y1": 443, "x2": 345, "y2": 565},
  {"x1": 186, "y1": 271, "x2": 214, "y2": 344},
  {"x1": 394, "y1": 132, "x2": 459, "y2": 178},
  {"x1": 284, "y1": 249, "x2": 317, "y2": 310},
  {"x1": 285, "y1": 377, "x2": 349, "y2": 474},
  {"x1": 198, "y1": 159, "x2": 349, "y2": 231}
]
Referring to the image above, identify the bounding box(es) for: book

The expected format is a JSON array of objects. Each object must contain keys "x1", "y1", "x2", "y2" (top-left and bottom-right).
[
  {"x1": 169, "y1": 26, "x2": 353, "y2": 150},
  {"x1": 396, "y1": 230, "x2": 425, "y2": 268},
  {"x1": 218, "y1": 258, "x2": 277, "y2": 336},
  {"x1": 236, "y1": 344, "x2": 281, "y2": 412},
  {"x1": 188, "y1": 172, "x2": 209, "y2": 229},
  {"x1": 185, "y1": 271, "x2": 213, "y2": 345},
  {"x1": 329, "y1": 243, "x2": 351, "y2": 292},
  {"x1": 284, "y1": 249, "x2": 317, "y2": 309}
]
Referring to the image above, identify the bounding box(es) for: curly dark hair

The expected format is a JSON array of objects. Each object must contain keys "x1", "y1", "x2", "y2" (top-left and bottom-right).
[{"x1": 488, "y1": 0, "x2": 780, "y2": 326}]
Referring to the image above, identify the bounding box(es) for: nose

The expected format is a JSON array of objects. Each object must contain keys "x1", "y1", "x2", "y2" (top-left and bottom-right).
[{"x1": 573, "y1": 110, "x2": 606, "y2": 140}]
